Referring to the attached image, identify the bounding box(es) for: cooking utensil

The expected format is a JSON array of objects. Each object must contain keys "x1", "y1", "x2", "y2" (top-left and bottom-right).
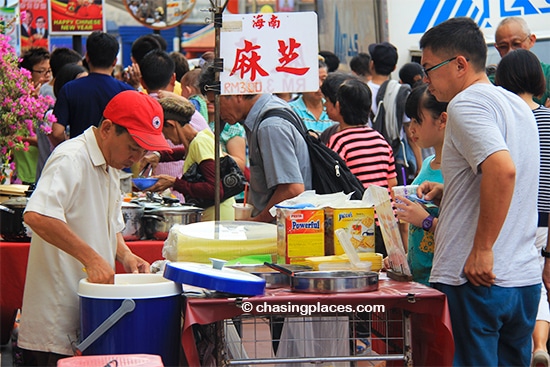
[
  {"x1": 138, "y1": 163, "x2": 153, "y2": 178},
  {"x1": 0, "y1": 196, "x2": 30, "y2": 242},
  {"x1": 121, "y1": 202, "x2": 144, "y2": 241},
  {"x1": 163, "y1": 260, "x2": 266, "y2": 296},
  {"x1": 142, "y1": 205, "x2": 203, "y2": 240},
  {"x1": 226, "y1": 264, "x2": 312, "y2": 288},
  {"x1": 264, "y1": 263, "x2": 379, "y2": 293},
  {"x1": 335, "y1": 229, "x2": 361, "y2": 268},
  {"x1": 335, "y1": 228, "x2": 371, "y2": 271}
]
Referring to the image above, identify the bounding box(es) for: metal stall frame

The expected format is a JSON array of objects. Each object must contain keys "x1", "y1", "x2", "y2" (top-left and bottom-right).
[
  {"x1": 181, "y1": 280, "x2": 454, "y2": 367},
  {"x1": 211, "y1": 308, "x2": 413, "y2": 366}
]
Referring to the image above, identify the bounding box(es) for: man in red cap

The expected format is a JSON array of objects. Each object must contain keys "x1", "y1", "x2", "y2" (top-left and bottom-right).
[{"x1": 17, "y1": 91, "x2": 171, "y2": 366}]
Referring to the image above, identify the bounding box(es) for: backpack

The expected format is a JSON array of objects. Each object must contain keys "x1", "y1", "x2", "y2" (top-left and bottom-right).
[
  {"x1": 261, "y1": 108, "x2": 365, "y2": 200},
  {"x1": 371, "y1": 80, "x2": 411, "y2": 154}
]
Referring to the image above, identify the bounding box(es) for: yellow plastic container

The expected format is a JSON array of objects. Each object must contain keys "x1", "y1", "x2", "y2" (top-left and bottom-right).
[
  {"x1": 304, "y1": 253, "x2": 384, "y2": 272},
  {"x1": 163, "y1": 221, "x2": 277, "y2": 263}
]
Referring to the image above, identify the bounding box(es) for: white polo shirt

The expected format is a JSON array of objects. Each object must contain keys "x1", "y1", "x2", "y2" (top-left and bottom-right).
[{"x1": 18, "y1": 127, "x2": 124, "y2": 355}]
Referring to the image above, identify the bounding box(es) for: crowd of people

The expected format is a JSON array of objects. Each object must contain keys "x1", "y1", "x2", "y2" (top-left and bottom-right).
[{"x1": 9, "y1": 13, "x2": 550, "y2": 367}]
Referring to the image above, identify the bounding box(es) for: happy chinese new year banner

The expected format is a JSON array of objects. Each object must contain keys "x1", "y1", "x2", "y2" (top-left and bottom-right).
[
  {"x1": 19, "y1": 0, "x2": 49, "y2": 53},
  {"x1": 220, "y1": 12, "x2": 319, "y2": 95},
  {"x1": 49, "y1": 0, "x2": 105, "y2": 35}
]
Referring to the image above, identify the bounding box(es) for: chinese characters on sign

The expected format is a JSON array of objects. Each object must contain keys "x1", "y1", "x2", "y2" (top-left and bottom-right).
[{"x1": 221, "y1": 12, "x2": 319, "y2": 95}]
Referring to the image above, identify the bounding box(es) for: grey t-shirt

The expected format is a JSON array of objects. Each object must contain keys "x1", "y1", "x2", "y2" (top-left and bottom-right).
[
  {"x1": 430, "y1": 83, "x2": 541, "y2": 287},
  {"x1": 243, "y1": 94, "x2": 312, "y2": 217}
]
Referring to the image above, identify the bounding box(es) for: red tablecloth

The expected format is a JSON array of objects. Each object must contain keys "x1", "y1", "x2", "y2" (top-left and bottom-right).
[
  {"x1": 0, "y1": 240, "x2": 165, "y2": 345},
  {"x1": 182, "y1": 280, "x2": 454, "y2": 366}
]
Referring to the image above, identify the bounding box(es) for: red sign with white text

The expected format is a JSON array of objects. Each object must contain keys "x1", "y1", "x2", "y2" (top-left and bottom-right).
[{"x1": 220, "y1": 12, "x2": 319, "y2": 95}]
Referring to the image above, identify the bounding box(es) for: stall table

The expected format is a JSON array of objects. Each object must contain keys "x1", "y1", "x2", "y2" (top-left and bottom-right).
[
  {"x1": 2, "y1": 240, "x2": 454, "y2": 365},
  {"x1": 0, "y1": 240, "x2": 165, "y2": 345},
  {"x1": 182, "y1": 280, "x2": 454, "y2": 366}
]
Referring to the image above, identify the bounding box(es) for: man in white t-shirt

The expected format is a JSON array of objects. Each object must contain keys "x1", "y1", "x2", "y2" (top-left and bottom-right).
[
  {"x1": 419, "y1": 17, "x2": 541, "y2": 366},
  {"x1": 18, "y1": 91, "x2": 172, "y2": 366}
]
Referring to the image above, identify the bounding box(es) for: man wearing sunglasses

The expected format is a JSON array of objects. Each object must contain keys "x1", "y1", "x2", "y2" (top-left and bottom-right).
[
  {"x1": 419, "y1": 17, "x2": 541, "y2": 366},
  {"x1": 493, "y1": 16, "x2": 550, "y2": 107}
]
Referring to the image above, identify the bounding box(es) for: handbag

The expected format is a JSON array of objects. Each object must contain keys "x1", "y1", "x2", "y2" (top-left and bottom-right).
[{"x1": 183, "y1": 155, "x2": 246, "y2": 208}]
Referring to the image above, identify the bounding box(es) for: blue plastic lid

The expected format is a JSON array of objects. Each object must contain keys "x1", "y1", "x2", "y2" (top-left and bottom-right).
[{"x1": 163, "y1": 262, "x2": 266, "y2": 296}]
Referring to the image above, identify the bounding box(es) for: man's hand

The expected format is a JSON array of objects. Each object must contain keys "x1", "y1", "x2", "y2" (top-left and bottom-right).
[
  {"x1": 115, "y1": 233, "x2": 150, "y2": 274},
  {"x1": 83, "y1": 254, "x2": 116, "y2": 284},
  {"x1": 118, "y1": 251, "x2": 150, "y2": 274},
  {"x1": 464, "y1": 247, "x2": 496, "y2": 287}
]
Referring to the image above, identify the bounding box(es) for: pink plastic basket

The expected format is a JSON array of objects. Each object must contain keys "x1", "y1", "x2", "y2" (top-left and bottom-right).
[{"x1": 57, "y1": 354, "x2": 163, "y2": 367}]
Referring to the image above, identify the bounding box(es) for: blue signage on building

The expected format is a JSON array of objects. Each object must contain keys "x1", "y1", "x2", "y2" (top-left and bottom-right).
[{"x1": 409, "y1": 0, "x2": 550, "y2": 34}]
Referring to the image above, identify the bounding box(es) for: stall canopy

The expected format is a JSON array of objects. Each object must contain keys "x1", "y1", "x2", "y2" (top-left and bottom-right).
[{"x1": 181, "y1": 23, "x2": 214, "y2": 58}]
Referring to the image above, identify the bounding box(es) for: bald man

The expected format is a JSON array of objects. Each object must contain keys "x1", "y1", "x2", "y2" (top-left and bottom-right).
[{"x1": 494, "y1": 16, "x2": 550, "y2": 106}]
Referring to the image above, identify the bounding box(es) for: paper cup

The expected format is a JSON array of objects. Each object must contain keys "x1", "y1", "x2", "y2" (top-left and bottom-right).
[{"x1": 233, "y1": 203, "x2": 254, "y2": 220}]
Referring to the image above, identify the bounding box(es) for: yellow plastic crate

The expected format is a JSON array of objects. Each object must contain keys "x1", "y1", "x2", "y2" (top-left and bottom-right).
[{"x1": 304, "y1": 253, "x2": 384, "y2": 272}]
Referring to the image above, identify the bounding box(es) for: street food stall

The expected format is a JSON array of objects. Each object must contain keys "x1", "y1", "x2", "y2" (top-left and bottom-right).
[
  {"x1": 1, "y1": 240, "x2": 453, "y2": 365},
  {"x1": 1, "y1": 185, "x2": 453, "y2": 365}
]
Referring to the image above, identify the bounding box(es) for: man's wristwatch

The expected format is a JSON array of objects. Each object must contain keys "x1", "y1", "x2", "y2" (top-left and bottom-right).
[
  {"x1": 422, "y1": 215, "x2": 434, "y2": 231},
  {"x1": 542, "y1": 248, "x2": 550, "y2": 258}
]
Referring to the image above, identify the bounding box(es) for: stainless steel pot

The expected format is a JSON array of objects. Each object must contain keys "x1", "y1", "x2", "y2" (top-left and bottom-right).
[
  {"x1": 143, "y1": 205, "x2": 204, "y2": 240},
  {"x1": 265, "y1": 263, "x2": 379, "y2": 293},
  {"x1": 0, "y1": 196, "x2": 30, "y2": 242},
  {"x1": 121, "y1": 202, "x2": 144, "y2": 241}
]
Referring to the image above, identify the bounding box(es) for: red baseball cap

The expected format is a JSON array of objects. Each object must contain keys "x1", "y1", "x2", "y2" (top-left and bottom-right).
[{"x1": 103, "y1": 91, "x2": 172, "y2": 152}]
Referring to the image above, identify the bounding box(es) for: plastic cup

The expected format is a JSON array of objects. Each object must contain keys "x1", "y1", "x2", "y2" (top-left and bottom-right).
[
  {"x1": 392, "y1": 185, "x2": 419, "y2": 223},
  {"x1": 233, "y1": 203, "x2": 254, "y2": 220},
  {"x1": 391, "y1": 185, "x2": 419, "y2": 201}
]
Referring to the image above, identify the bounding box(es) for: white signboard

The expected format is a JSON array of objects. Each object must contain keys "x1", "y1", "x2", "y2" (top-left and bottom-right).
[{"x1": 220, "y1": 12, "x2": 319, "y2": 95}]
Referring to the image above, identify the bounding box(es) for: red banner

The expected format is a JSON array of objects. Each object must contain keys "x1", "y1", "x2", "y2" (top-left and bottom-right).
[
  {"x1": 19, "y1": 0, "x2": 49, "y2": 52},
  {"x1": 49, "y1": 0, "x2": 104, "y2": 35}
]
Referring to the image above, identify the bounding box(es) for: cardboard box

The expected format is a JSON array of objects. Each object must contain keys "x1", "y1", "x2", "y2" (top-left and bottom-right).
[
  {"x1": 325, "y1": 206, "x2": 375, "y2": 255},
  {"x1": 277, "y1": 208, "x2": 325, "y2": 264}
]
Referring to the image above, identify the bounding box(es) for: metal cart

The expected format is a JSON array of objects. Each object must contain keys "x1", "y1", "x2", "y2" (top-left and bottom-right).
[
  {"x1": 182, "y1": 280, "x2": 453, "y2": 367},
  {"x1": 217, "y1": 308, "x2": 412, "y2": 366}
]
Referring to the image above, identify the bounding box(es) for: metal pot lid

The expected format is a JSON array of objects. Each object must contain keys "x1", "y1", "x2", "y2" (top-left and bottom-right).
[
  {"x1": 121, "y1": 202, "x2": 143, "y2": 209},
  {"x1": 1, "y1": 196, "x2": 28, "y2": 208},
  {"x1": 227, "y1": 264, "x2": 312, "y2": 274},
  {"x1": 150, "y1": 205, "x2": 203, "y2": 214},
  {"x1": 163, "y1": 261, "x2": 266, "y2": 296},
  {"x1": 293, "y1": 270, "x2": 378, "y2": 279}
]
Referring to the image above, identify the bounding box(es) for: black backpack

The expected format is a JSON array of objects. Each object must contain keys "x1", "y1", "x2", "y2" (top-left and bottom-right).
[
  {"x1": 371, "y1": 80, "x2": 411, "y2": 154},
  {"x1": 261, "y1": 109, "x2": 365, "y2": 200}
]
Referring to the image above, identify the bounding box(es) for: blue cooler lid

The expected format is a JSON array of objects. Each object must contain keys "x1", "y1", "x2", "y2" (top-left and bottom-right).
[{"x1": 163, "y1": 261, "x2": 266, "y2": 296}]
